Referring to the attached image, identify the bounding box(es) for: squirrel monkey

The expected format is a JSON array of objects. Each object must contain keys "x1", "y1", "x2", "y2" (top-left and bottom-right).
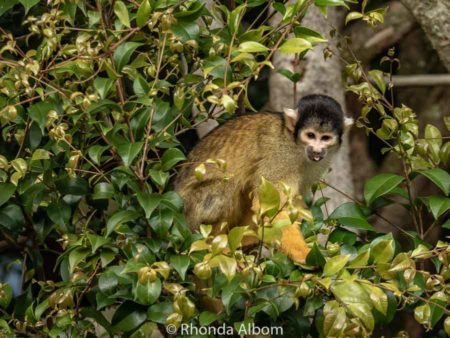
[{"x1": 174, "y1": 94, "x2": 353, "y2": 263}]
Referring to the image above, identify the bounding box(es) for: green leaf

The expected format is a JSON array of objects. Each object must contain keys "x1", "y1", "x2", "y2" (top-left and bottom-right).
[
  {"x1": 228, "y1": 226, "x2": 248, "y2": 251},
  {"x1": 199, "y1": 311, "x2": 220, "y2": 326},
  {"x1": 293, "y1": 27, "x2": 327, "y2": 43},
  {"x1": 148, "y1": 302, "x2": 173, "y2": 324},
  {"x1": 47, "y1": 201, "x2": 71, "y2": 226},
  {"x1": 106, "y1": 210, "x2": 140, "y2": 236},
  {"x1": 92, "y1": 182, "x2": 115, "y2": 200},
  {"x1": 210, "y1": 254, "x2": 237, "y2": 281},
  {"x1": 228, "y1": 4, "x2": 246, "y2": 34},
  {"x1": 136, "y1": 192, "x2": 161, "y2": 218},
  {"x1": 35, "y1": 299, "x2": 50, "y2": 320},
  {"x1": 112, "y1": 310, "x2": 147, "y2": 332},
  {"x1": 80, "y1": 308, "x2": 112, "y2": 333},
  {"x1": 277, "y1": 68, "x2": 301, "y2": 83},
  {"x1": 211, "y1": 234, "x2": 228, "y2": 255},
  {"x1": 364, "y1": 173, "x2": 404, "y2": 205},
  {"x1": 88, "y1": 145, "x2": 109, "y2": 165},
  {"x1": 114, "y1": 1, "x2": 131, "y2": 27},
  {"x1": 68, "y1": 247, "x2": 90, "y2": 272},
  {"x1": 347, "y1": 302, "x2": 374, "y2": 331},
  {"x1": 136, "y1": 0, "x2": 151, "y2": 27},
  {"x1": 171, "y1": 19, "x2": 199, "y2": 42},
  {"x1": 56, "y1": 176, "x2": 90, "y2": 196},
  {"x1": 306, "y1": 243, "x2": 326, "y2": 267},
  {"x1": 329, "y1": 203, "x2": 374, "y2": 231},
  {"x1": 369, "y1": 70, "x2": 386, "y2": 94},
  {"x1": 272, "y1": 2, "x2": 285, "y2": 14},
  {"x1": 370, "y1": 238, "x2": 395, "y2": 264},
  {"x1": 389, "y1": 252, "x2": 413, "y2": 272},
  {"x1": 19, "y1": 0, "x2": 39, "y2": 14},
  {"x1": 424, "y1": 196, "x2": 450, "y2": 219},
  {"x1": 113, "y1": 42, "x2": 142, "y2": 72},
  {"x1": 418, "y1": 168, "x2": 450, "y2": 195},
  {"x1": 328, "y1": 228, "x2": 356, "y2": 245},
  {"x1": 0, "y1": 204, "x2": 25, "y2": 237},
  {"x1": 238, "y1": 41, "x2": 269, "y2": 53},
  {"x1": 11, "y1": 158, "x2": 27, "y2": 175},
  {"x1": 0, "y1": 0, "x2": 18, "y2": 17},
  {"x1": 101, "y1": 250, "x2": 116, "y2": 267},
  {"x1": 414, "y1": 304, "x2": 431, "y2": 326},
  {"x1": 323, "y1": 254, "x2": 350, "y2": 277},
  {"x1": 429, "y1": 292, "x2": 446, "y2": 327},
  {"x1": 425, "y1": 124, "x2": 442, "y2": 147},
  {"x1": 345, "y1": 11, "x2": 363, "y2": 25},
  {"x1": 130, "y1": 322, "x2": 157, "y2": 338},
  {"x1": 331, "y1": 280, "x2": 373, "y2": 330},
  {"x1": 93, "y1": 78, "x2": 114, "y2": 99},
  {"x1": 86, "y1": 99, "x2": 120, "y2": 115},
  {"x1": 315, "y1": 0, "x2": 349, "y2": 8},
  {"x1": 117, "y1": 142, "x2": 143, "y2": 167},
  {"x1": 134, "y1": 279, "x2": 161, "y2": 305},
  {"x1": 279, "y1": 38, "x2": 312, "y2": 54},
  {"x1": 31, "y1": 149, "x2": 51, "y2": 161},
  {"x1": 148, "y1": 169, "x2": 169, "y2": 187},
  {"x1": 87, "y1": 234, "x2": 110, "y2": 253},
  {"x1": 348, "y1": 250, "x2": 369, "y2": 268},
  {"x1": 0, "y1": 283, "x2": 12, "y2": 308},
  {"x1": 28, "y1": 102, "x2": 51, "y2": 134},
  {"x1": 323, "y1": 304, "x2": 346, "y2": 337},
  {"x1": 331, "y1": 279, "x2": 371, "y2": 305},
  {"x1": 0, "y1": 183, "x2": 15, "y2": 207},
  {"x1": 361, "y1": 284, "x2": 388, "y2": 315},
  {"x1": 170, "y1": 255, "x2": 190, "y2": 280},
  {"x1": 173, "y1": 1, "x2": 204, "y2": 19},
  {"x1": 161, "y1": 148, "x2": 186, "y2": 171},
  {"x1": 442, "y1": 218, "x2": 450, "y2": 229},
  {"x1": 258, "y1": 177, "x2": 280, "y2": 218},
  {"x1": 99, "y1": 271, "x2": 118, "y2": 294}
]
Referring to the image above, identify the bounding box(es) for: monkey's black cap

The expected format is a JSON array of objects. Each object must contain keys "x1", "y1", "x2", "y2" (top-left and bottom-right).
[{"x1": 294, "y1": 94, "x2": 345, "y2": 143}]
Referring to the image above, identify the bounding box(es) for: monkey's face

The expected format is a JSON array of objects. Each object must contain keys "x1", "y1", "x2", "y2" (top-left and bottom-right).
[{"x1": 298, "y1": 127, "x2": 339, "y2": 162}]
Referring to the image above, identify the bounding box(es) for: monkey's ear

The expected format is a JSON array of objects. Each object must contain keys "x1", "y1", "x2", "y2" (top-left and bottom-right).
[
  {"x1": 283, "y1": 108, "x2": 299, "y2": 133},
  {"x1": 344, "y1": 117, "x2": 354, "y2": 131}
]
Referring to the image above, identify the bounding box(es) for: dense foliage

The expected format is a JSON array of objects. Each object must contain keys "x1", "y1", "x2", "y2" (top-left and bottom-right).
[{"x1": 0, "y1": 0, "x2": 449, "y2": 337}]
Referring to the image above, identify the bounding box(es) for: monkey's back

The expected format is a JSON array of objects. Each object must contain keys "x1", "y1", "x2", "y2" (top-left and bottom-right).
[{"x1": 174, "y1": 113, "x2": 301, "y2": 228}]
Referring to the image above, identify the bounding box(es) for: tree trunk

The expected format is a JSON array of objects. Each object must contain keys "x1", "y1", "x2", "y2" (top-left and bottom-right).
[
  {"x1": 400, "y1": 0, "x2": 450, "y2": 71},
  {"x1": 268, "y1": 6, "x2": 355, "y2": 211}
]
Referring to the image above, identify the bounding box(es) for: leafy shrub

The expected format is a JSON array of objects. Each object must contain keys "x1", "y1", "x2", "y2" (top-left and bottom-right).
[{"x1": 0, "y1": 0, "x2": 449, "y2": 337}]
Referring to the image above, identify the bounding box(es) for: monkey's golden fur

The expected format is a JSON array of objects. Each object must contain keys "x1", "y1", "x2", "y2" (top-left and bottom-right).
[{"x1": 175, "y1": 111, "x2": 340, "y2": 262}]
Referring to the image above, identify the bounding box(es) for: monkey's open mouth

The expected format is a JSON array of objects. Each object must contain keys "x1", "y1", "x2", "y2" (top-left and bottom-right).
[{"x1": 308, "y1": 154, "x2": 324, "y2": 162}]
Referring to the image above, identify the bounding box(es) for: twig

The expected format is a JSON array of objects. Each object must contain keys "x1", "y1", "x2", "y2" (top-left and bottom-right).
[
  {"x1": 320, "y1": 179, "x2": 414, "y2": 238},
  {"x1": 75, "y1": 260, "x2": 101, "y2": 315},
  {"x1": 387, "y1": 74, "x2": 450, "y2": 87}
]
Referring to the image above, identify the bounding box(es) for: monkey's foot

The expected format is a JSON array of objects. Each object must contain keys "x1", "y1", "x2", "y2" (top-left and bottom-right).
[{"x1": 280, "y1": 223, "x2": 310, "y2": 264}]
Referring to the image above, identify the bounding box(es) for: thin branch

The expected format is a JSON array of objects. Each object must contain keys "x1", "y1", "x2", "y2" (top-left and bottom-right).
[{"x1": 320, "y1": 179, "x2": 414, "y2": 238}]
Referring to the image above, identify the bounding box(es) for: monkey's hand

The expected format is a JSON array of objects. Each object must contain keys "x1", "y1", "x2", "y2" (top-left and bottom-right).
[
  {"x1": 280, "y1": 222, "x2": 310, "y2": 264},
  {"x1": 251, "y1": 190, "x2": 311, "y2": 263}
]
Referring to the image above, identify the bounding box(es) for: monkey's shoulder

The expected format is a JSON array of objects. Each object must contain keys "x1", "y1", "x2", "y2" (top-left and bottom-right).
[{"x1": 205, "y1": 112, "x2": 284, "y2": 136}]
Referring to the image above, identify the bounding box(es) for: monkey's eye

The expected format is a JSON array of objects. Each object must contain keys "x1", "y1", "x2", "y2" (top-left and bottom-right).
[
  {"x1": 307, "y1": 132, "x2": 315, "y2": 139},
  {"x1": 321, "y1": 135, "x2": 331, "y2": 141}
]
